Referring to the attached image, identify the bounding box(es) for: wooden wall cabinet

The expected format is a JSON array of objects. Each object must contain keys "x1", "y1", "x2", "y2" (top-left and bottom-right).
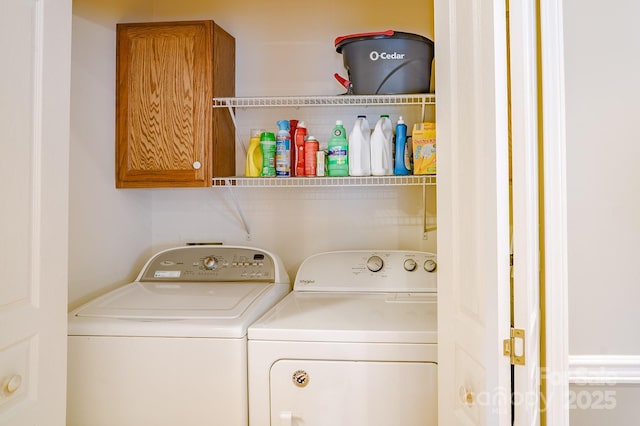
[{"x1": 116, "y1": 20, "x2": 235, "y2": 188}]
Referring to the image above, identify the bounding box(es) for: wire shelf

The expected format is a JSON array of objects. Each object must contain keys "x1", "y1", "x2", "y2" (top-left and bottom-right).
[
  {"x1": 212, "y1": 175, "x2": 436, "y2": 188},
  {"x1": 212, "y1": 94, "x2": 435, "y2": 108}
]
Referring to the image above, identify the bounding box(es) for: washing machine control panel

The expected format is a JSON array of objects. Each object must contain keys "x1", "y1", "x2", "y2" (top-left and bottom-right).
[
  {"x1": 138, "y1": 246, "x2": 279, "y2": 283},
  {"x1": 295, "y1": 250, "x2": 437, "y2": 292}
]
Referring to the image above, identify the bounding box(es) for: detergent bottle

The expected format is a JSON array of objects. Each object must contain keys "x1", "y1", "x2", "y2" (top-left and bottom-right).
[
  {"x1": 275, "y1": 120, "x2": 291, "y2": 177},
  {"x1": 348, "y1": 115, "x2": 371, "y2": 176},
  {"x1": 245, "y1": 128, "x2": 264, "y2": 177},
  {"x1": 393, "y1": 116, "x2": 411, "y2": 175},
  {"x1": 327, "y1": 120, "x2": 349, "y2": 177},
  {"x1": 260, "y1": 132, "x2": 277, "y2": 177},
  {"x1": 370, "y1": 114, "x2": 393, "y2": 175}
]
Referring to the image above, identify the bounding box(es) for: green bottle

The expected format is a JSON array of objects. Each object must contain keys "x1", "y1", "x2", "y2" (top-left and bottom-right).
[
  {"x1": 327, "y1": 120, "x2": 349, "y2": 177},
  {"x1": 260, "y1": 132, "x2": 277, "y2": 177}
]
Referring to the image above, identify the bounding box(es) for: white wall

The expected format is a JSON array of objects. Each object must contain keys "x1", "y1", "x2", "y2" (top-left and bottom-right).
[
  {"x1": 150, "y1": 0, "x2": 434, "y2": 98},
  {"x1": 69, "y1": 0, "x2": 156, "y2": 309},
  {"x1": 68, "y1": 0, "x2": 436, "y2": 304},
  {"x1": 564, "y1": 0, "x2": 640, "y2": 422}
]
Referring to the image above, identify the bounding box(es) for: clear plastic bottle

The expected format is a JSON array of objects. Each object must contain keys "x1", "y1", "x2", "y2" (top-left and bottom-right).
[
  {"x1": 327, "y1": 120, "x2": 349, "y2": 177},
  {"x1": 348, "y1": 115, "x2": 371, "y2": 176},
  {"x1": 370, "y1": 114, "x2": 393, "y2": 176}
]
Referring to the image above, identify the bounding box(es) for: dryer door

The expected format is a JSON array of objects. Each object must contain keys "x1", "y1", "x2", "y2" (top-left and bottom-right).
[{"x1": 270, "y1": 359, "x2": 437, "y2": 425}]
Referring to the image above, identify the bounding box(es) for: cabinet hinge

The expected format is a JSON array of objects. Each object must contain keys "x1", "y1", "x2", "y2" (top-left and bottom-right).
[{"x1": 503, "y1": 328, "x2": 525, "y2": 366}]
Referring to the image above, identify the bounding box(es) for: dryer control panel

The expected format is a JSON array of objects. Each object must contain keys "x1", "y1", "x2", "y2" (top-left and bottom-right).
[
  {"x1": 138, "y1": 246, "x2": 283, "y2": 283},
  {"x1": 294, "y1": 250, "x2": 437, "y2": 293}
]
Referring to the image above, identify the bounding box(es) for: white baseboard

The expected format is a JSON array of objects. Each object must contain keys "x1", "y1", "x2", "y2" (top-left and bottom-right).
[{"x1": 569, "y1": 355, "x2": 640, "y2": 384}]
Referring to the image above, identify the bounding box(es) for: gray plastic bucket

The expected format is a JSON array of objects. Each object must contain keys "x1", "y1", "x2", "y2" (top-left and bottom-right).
[{"x1": 335, "y1": 30, "x2": 434, "y2": 95}]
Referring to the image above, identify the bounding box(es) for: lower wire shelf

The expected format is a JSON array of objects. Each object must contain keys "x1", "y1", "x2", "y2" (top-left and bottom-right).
[
  {"x1": 212, "y1": 175, "x2": 436, "y2": 187},
  {"x1": 212, "y1": 175, "x2": 437, "y2": 241}
]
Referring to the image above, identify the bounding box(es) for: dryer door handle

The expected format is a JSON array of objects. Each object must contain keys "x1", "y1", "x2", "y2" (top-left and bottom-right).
[{"x1": 279, "y1": 411, "x2": 293, "y2": 426}]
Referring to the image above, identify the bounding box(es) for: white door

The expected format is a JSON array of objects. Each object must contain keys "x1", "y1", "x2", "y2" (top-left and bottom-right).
[
  {"x1": 509, "y1": 0, "x2": 541, "y2": 424},
  {"x1": 435, "y1": 0, "x2": 513, "y2": 424},
  {"x1": 0, "y1": 0, "x2": 72, "y2": 424}
]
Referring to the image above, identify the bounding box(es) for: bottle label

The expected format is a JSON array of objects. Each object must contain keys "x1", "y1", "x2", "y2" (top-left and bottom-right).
[
  {"x1": 316, "y1": 151, "x2": 326, "y2": 176},
  {"x1": 304, "y1": 141, "x2": 319, "y2": 176},
  {"x1": 276, "y1": 138, "x2": 291, "y2": 177},
  {"x1": 260, "y1": 140, "x2": 276, "y2": 177},
  {"x1": 328, "y1": 146, "x2": 347, "y2": 165}
]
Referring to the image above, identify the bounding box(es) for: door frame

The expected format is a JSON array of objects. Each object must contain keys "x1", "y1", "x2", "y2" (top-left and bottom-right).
[{"x1": 539, "y1": 0, "x2": 570, "y2": 424}]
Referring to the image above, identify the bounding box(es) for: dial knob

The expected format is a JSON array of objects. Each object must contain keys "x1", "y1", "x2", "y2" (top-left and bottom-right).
[
  {"x1": 403, "y1": 258, "x2": 418, "y2": 271},
  {"x1": 366, "y1": 255, "x2": 384, "y2": 272},
  {"x1": 424, "y1": 259, "x2": 437, "y2": 272},
  {"x1": 203, "y1": 256, "x2": 218, "y2": 270}
]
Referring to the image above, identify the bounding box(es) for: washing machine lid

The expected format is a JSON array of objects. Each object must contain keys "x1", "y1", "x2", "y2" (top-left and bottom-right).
[
  {"x1": 69, "y1": 281, "x2": 290, "y2": 338},
  {"x1": 77, "y1": 281, "x2": 271, "y2": 319},
  {"x1": 248, "y1": 291, "x2": 437, "y2": 344}
]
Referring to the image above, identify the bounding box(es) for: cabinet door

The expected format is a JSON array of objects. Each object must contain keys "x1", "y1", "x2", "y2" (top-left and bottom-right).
[{"x1": 116, "y1": 20, "x2": 235, "y2": 188}]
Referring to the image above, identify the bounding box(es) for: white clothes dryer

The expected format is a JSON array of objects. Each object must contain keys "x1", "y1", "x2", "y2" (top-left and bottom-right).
[
  {"x1": 67, "y1": 245, "x2": 290, "y2": 426},
  {"x1": 248, "y1": 250, "x2": 437, "y2": 426}
]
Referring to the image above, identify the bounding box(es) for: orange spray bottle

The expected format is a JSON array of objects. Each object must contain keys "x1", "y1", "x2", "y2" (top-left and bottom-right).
[
  {"x1": 294, "y1": 121, "x2": 307, "y2": 177},
  {"x1": 289, "y1": 120, "x2": 299, "y2": 176}
]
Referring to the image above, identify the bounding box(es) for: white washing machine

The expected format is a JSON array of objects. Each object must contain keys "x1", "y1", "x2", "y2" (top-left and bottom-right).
[
  {"x1": 248, "y1": 250, "x2": 438, "y2": 426},
  {"x1": 67, "y1": 245, "x2": 290, "y2": 426}
]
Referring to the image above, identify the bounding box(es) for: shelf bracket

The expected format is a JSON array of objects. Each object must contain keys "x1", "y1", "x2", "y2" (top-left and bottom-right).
[
  {"x1": 422, "y1": 180, "x2": 437, "y2": 239},
  {"x1": 225, "y1": 180, "x2": 251, "y2": 240},
  {"x1": 221, "y1": 102, "x2": 247, "y2": 156}
]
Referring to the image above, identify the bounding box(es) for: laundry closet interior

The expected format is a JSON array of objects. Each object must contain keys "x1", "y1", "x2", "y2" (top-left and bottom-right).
[{"x1": 69, "y1": 0, "x2": 437, "y2": 310}]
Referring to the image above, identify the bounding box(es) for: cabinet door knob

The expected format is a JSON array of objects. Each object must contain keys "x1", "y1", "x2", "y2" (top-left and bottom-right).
[
  {"x1": 4, "y1": 374, "x2": 22, "y2": 394},
  {"x1": 193, "y1": 161, "x2": 201, "y2": 170},
  {"x1": 459, "y1": 386, "x2": 474, "y2": 406}
]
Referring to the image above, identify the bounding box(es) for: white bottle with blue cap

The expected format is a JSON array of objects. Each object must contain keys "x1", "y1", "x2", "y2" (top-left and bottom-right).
[{"x1": 370, "y1": 114, "x2": 393, "y2": 176}]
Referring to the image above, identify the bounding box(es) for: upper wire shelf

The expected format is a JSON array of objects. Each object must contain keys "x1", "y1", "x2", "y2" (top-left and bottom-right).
[{"x1": 212, "y1": 94, "x2": 435, "y2": 108}]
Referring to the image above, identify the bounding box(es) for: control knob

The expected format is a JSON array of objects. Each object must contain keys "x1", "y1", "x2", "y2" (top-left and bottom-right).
[
  {"x1": 203, "y1": 256, "x2": 218, "y2": 270},
  {"x1": 424, "y1": 259, "x2": 437, "y2": 272},
  {"x1": 403, "y1": 258, "x2": 418, "y2": 271},
  {"x1": 366, "y1": 255, "x2": 384, "y2": 272}
]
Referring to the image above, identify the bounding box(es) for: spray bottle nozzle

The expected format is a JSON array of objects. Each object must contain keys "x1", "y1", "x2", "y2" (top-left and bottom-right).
[{"x1": 277, "y1": 120, "x2": 290, "y2": 130}]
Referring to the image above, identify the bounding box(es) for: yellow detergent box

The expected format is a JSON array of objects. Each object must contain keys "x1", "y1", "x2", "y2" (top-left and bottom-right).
[{"x1": 412, "y1": 122, "x2": 436, "y2": 175}]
